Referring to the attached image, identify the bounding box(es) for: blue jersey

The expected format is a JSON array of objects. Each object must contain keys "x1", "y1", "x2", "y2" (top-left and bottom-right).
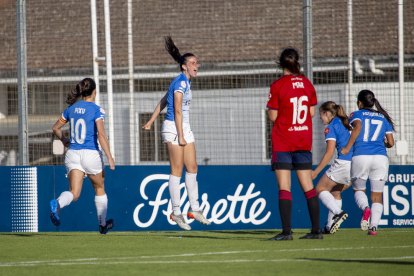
[
  {"x1": 60, "y1": 100, "x2": 105, "y2": 150},
  {"x1": 349, "y1": 109, "x2": 393, "y2": 156},
  {"x1": 165, "y1": 73, "x2": 192, "y2": 123},
  {"x1": 324, "y1": 117, "x2": 353, "y2": 161}
]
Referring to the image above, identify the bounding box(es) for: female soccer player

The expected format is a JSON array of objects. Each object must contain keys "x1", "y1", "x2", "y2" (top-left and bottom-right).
[
  {"x1": 341, "y1": 90, "x2": 394, "y2": 235},
  {"x1": 267, "y1": 48, "x2": 321, "y2": 240},
  {"x1": 313, "y1": 101, "x2": 351, "y2": 234},
  {"x1": 142, "y1": 36, "x2": 210, "y2": 230},
  {"x1": 50, "y1": 78, "x2": 115, "y2": 234}
]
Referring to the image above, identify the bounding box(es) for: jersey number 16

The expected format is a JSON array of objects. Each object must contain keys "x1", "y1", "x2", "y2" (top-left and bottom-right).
[{"x1": 290, "y1": 96, "x2": 308, "y2": 125}]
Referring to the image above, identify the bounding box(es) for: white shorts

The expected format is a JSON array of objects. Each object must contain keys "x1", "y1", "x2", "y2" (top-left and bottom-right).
[
  {"x1": 65, "y1": 149, "x2": 104, "y2": 175},
  {"x1": 161, "y1": 120, "x2": 195, "y2": 145},
  {"x1": 351, "y1": 155, "x2": 389, "y2": 181},
  {"x1": 325, "y1": 159, "x2": 351, "y2": 185}
]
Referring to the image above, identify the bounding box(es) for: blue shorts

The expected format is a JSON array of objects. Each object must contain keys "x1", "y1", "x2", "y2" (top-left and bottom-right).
[{"x1": 271, "y1": 150, "x2": 312, "y2": 171}]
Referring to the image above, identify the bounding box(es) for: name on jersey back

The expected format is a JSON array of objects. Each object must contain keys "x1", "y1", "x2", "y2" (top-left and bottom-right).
[
  {"x1": 74, "y1": 108, "x2": 86, "y2": 114},
  {"x1": 362, "y1": 112, "x2": 384, "y2": 118}
]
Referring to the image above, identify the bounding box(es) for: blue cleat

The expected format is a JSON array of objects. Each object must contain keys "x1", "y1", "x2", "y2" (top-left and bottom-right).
[
  {"x1": 99, "y1": 219, "x2": 115, "y2": 234},
  {"x1": 50, "y1": 199, "x2": 61, "y2": 226}
]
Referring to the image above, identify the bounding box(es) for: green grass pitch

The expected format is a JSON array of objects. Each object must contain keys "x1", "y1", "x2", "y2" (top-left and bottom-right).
[{"x1": 0, "y1": 228, "x2": 413, "y2": 276}]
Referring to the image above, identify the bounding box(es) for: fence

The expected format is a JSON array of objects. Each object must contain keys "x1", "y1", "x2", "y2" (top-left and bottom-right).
[{"x1": 1, "y1": 0, "x2": 413, "y2": 166}]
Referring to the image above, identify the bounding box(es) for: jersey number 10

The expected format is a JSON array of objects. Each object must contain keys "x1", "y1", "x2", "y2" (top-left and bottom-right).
[
  {"x1": 290, "y1": 96, "x2": 308, "y2": 125},
  {"x1": 71, "y1": 118, "x2": 87, "y2": 144}
]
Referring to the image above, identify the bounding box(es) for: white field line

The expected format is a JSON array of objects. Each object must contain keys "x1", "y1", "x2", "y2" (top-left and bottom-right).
[
  {"x1": 1, "y1": 245, "x2": 414, "y2": 267},
  {"x1": 2, "y1": 257, "x2": 414, "y2": 267}
]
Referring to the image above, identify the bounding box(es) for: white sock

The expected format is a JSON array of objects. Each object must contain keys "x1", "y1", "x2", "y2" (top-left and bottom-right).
[
  {"x1": 57, "y1": 191, "x2": 74, "y2": 208},
  {"x1": 319, "y1": 191, "x2": 341, "y2": 215},
  {"x1": 169, "y1": 175, "x2": 181, "y2": 215},
  {"x1": 95, "y1": 194, "x2": 108, "y2": 226},
  {"x1": 325, "y1": 199, "x2": 343, "y2": 230},
  {"x1": 370, "y1": 202, "x2": 383, "y2": 229},
  {"x1": 354, "y1": 191, "x2": 369, "y2": 211},
  {"x1": 185, "y1": 172, "x2": 200, "y2": 212}
]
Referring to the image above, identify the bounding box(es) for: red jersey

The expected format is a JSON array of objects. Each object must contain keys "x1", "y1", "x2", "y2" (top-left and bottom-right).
[{"x1": 266, "y1": 75, "x2": 317, "y2": 152}]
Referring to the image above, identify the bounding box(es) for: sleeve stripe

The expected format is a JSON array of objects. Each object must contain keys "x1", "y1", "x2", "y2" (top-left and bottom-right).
[
  {"x1": 325, "y1": 138, "x2": 336, "y2": 141},
  {"x1": 385, "y1": 131, "x2": 393, "y2": 134},
  {"x1": 174, "y1": 90, "x2": 184, "y2": 94},
  {"x1": 59, "y1": 117, "x2": 67, "y2": 123},
  {"x1": 95, "y1": 117, "x2": 104, "y2": 122},
  {"x1": 311, "y1": 103, "x2": 318, "y2": 106},
  {"x1": 267, "y1": 105, "x2": 278, "y2": 110},
  {"x1": 350, "y1": 118, "x2": 361, "y2": 123}
]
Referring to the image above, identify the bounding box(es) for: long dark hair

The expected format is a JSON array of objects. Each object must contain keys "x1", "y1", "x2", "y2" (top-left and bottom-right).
[
  {"x1": 319, "y1": 101, "x2": 352, "y2": 131},
  {"x1": 164, "y1": 36, "x2": 195, "y2": 72},
  {"x1": 277, "y1": 47, "x2": 301, "y2": 75},
  {"x1": 66, "y1": 78, "x2": 96, "y2": 105},
  {"x1": 358, "y1": 90, "x2": 395, "y2": 131}
]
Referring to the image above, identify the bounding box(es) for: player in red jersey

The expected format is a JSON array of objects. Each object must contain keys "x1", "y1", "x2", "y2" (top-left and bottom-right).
[{"x1": 267, "y1": 48, "x2": 321, "y2": 240}]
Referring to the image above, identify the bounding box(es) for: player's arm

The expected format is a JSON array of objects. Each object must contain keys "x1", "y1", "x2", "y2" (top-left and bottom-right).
[
  {"x1": 174, "y1": 92, "x2": 186, "y2": 147},
  {"x1": 310, "y1": 106, "x2": 315, "y2": 118},
  {"x1": 142, "y1": 92, "x2": 168, "y2": 130},
  {"x1": 384, "y1": 133, "x2": 394, "y2": 148},
  {"x1": 312, "y1": 140, "x2": 335, "y2": 180},
  {"x1": 341, "y1": 119, "x2": 361, "y2": 155},
  {"x1": 52, "y1": 117, "x2": 70, "y2": 147},
  {"x1": 268, "y1": 109, "x2": 278, "y2": 122},
  {"x1": 96, "y1": 119, "x2": 115, "y2": 170}
]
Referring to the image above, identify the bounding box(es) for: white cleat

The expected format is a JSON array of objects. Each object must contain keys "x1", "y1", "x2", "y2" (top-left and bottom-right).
[
  {"x1": 187, "y1": 208, "x2": 211, "y2": 225},
  {"x1": 170, "y1": 212, "x2": 191, "y2": 231}
]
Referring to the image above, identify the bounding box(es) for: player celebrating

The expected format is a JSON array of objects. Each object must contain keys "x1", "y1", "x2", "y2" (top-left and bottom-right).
[
  {"x1": 267, "y1": 48, "x2": 321, "y2": 240},
  {"x1": 50, "y1": 78, "x2": 115, "y2": 234},
  {"x1": 341, "y1": 90, "x2": 394, "y2": 235},
  {"x1": 142, "y1": 36, "x2": 210, "y2": 230},
  {"x1": 313, "y1": 101, "x2": 351, "y2": 234}
]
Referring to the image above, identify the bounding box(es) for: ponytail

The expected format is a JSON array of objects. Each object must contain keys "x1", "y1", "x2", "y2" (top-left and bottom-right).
[
  {"x1": 66, "y1": 78, "x2": 96, "y2": 105},
  {"x1": 164, "y1": 36, "x2": 195, "y2": 72},
  {"x1": 319, "y1": 101, "x2": 351, "y2": 130},
  {"x1": 357, "y1": 89, "x2": 395, "y2": 131},
  {"x1": 277, "y1": 47, "x2": 301, "y2": 76},
  {"x1": 374, "y1": 98, "x2": 395, "y2": 131}
]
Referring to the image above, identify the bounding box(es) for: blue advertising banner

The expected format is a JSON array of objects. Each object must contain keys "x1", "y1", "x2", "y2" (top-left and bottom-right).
[{"x1": 0, "y1": 165, "x2": 413, "y2": 232}]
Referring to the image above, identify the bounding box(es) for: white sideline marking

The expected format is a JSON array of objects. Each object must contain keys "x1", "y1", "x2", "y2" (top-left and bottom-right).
[{"x1": 1, "y1": 245, "x2": 413, "y2": 267}]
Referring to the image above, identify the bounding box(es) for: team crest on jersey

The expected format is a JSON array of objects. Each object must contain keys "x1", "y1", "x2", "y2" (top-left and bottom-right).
[
  {"x1": 100, "y1": 108, "x2": 106, "y2": 114},
  {"x1": 181, "y1": 81, "x2": 187, "y2": 88},
  {"x1": 268, "y1": 93, "x2": 272, "y2": 99},
  {"x1": 324, "y1": 128, "x2": 329, "y2": 135},
  {"x1": 349, "y1": 112, "x2": 354, "y2": 118}
]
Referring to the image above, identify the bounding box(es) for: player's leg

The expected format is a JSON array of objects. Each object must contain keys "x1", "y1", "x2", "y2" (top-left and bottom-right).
[
  {"x1": 183, "y1": 142, "x2": 210, "y2": 225},
  {"x1": 293, "y1": 151, "x2": 322, "y2": 239},
  {"x1": 84, "y1": 150, "x2": 114, "y2": 234},
  {"x1": 351, "y1": 155, "x2": 371, "y2": 231},
  {"x1": 167, "y1": 142, "x2": 190, "y2": 230},
  {"x1": 367, "y1": 155, "x2": 388, "y2": 235}
]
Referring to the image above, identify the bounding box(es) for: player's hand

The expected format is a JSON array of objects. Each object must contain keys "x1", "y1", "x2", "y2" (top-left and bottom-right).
[
  {"x1": 340, "y1": 147, "x2": 349, "y2": 155},
  {"x1": 108, "y1": 157, "x2": 115, "y2": 170},
  {"x1": 61, "y1": 137, "x2": 70, "y2": 147},
  {"x1": 311, "y1": 170, "x2": 318, "y2": 180},
  {"x1": 178, "y1": 136, "x2": 187, "y2": 147},
  {"x1": 142, "y1": 122, "x2": 152, "y2": 130}
]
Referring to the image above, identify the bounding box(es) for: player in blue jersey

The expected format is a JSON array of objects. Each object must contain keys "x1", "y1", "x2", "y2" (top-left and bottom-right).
[
  {"x1": 313, "y1": 102, "x2": 351, "y2": 234},
  {"x1": 142, "y1": 37, "x2": 210, "y2": 230},
  {"x1": 341, "y1": 90, "x2": 394, "y2": 235},
  {"x1": 50, "y1": 78, "x2": 115, "y2": 234}
]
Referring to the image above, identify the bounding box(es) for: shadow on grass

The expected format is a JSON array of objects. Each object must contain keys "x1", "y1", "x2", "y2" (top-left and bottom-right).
[{"x1": 302, "y1": 258, "x2": 414, "y2": 265}]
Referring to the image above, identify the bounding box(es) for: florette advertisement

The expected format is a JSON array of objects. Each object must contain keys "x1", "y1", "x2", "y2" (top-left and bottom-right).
[{"x1": 0, "y1": 165, "x2": 413, "y2": 232}]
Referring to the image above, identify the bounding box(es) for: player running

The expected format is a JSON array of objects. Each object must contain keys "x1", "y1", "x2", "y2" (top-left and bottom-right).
[
  {"x1": 50, "y1": 78, "x2": 115, "y2": 234},
  {"x1": 313, "y1": 101, "x2": 351, "y2": 234},
  {"x1": 267, "y1": 48, "x2": 321, "y2": 240},
  {"x1": 341, "y1": 90, "x2": 394, "y2": 235},
  {"x1": 142, "y1": 36, "x2": 210, "y2": 230}
]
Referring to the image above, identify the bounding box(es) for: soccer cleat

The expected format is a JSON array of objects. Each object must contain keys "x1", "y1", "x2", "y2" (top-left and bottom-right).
[
  {"x1": 170, "y1": 213, "x2": 191, "y2": 231},
  {"x1": 268, "y1": 231, "x2": 293, "y2": 241},
  {"x1": 187, "y1": 208, "x2": 211, "y2": 225},
  {"x1": 361, "y1": 207, "x2": 371, "y2": 231},
  {"x1": 320, "y1": 224, "x2": 331, "y2": 235},
  {"x1": 299, "y1": 229, "x2": 323, "y2": 239},
  {"x1": 50, "y1": 199, "x2": 61, "y2": 226},
  {"x1": 368, "y1": 226, "x2": 378, "y2": 235},
  {"x1": 99, "y1": 219, "x2": 115, "y2": 234},
  {"x1": 329, "y1": 211, "x2": 348, "y2": 234}
]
